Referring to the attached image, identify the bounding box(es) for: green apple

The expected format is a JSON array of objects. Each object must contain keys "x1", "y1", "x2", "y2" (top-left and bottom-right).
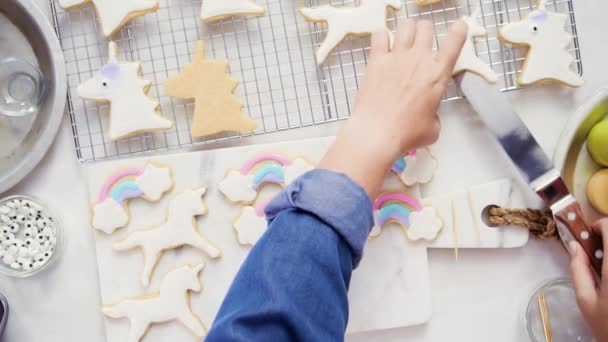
[{"x1": 588, "y1": 120, "x2": 608, "y2": 167}]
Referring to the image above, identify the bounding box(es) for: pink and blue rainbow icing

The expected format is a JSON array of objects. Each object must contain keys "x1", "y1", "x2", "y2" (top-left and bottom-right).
[
  {"x1": 98, "y1": 167, "x2": 145, "y2": 204},
  {"x1": 391, "y1": 150, "x2": 417, "y2": 174},
  {"x1": 239, "y1": 154, "x2": 293, "y2": 190},
  {"x1": 374, "y1": 192, "x2": 422, "y2": 227}
]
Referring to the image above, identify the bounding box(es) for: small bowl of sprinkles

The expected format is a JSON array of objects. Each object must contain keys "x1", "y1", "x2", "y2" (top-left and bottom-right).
[{"x1": 0, "y1": 195, "x2": 62, "y2": 277}]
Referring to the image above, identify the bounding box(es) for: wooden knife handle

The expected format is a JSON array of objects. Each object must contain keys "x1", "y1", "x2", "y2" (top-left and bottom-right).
[{"x1": 555, "y1": 202, "x2": 603, "y2": 277}]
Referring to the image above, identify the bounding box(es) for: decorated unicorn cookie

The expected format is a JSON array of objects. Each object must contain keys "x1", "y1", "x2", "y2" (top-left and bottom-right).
[
  {"x1": 201, "y1": 0, "x2": 265, "y2": 22},
  {"x1": 113, "y1": 187, "x2": 221, "y2": 287},
  {"x1": 369, "y1": 191, "x2": 443, "y2": 241},
  {"x1": 58, "y1": 0, "x2": 158, "y2": 37},
  {"x1": 391, "y1": 148, "x2": 438, "y2": 187},
  {"x1": 299, "y1": 0, "x2": 402, "y2": 64},
  {"x1": 103, "y1": 264, "x2": 207, "y2": 342},
  {"x1": 498, "y1": 0, "x2": 583, "y2": 87},
  {"x1": 219, "y1": 153, "x2": 315, "y2": 204},
  {"x1": 452, "y1": 8, "x2": 497, "y2": 83},
  {"x1": 92, "y1": 162, "x2": 173, "y2": 234},
  {"x1": 78, "y1": 42, "x2": 173, "y2": 141}
]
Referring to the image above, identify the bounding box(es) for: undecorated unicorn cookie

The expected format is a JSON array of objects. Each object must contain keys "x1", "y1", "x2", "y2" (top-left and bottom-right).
[
  {"x1": 452, "y1": 8, "x2": 497, "y2": 83},
  {"x1": 299, "y1": 0, "x2": 402, "y2": 64},
  {"x1": 391, "y1": 148, "x2": 438, "y2": 187},
  {"x1": 164, "y1": 41, "x2": 257, "y2": 137},
  {"x1": 369, "y1": 191, "x2": 443, "y2": 241},
  {"x1": 498, "y1": 0, "x2": 583, "y2": 87},
  {"x1": 79, "y1": 42, "x2": 173, "y2": 141},
  {"x1": 219, "y1": 153, "x2": 315, "y2": 204},
  {"x1": 58, "y1": 0, "x2": 158, "y2": 38},
  {"x1": 92, "y1": 162, "x2": 173, "y2": 234},
  {"x1": 103, "y1": 264, "x2": 207, "y2": 341},
  {"x1": 113, "y1": 187, "x2": 221, "y2": 287},
  {"x1": 201, "y1": 0, "x2": 265, "y2": 22}
]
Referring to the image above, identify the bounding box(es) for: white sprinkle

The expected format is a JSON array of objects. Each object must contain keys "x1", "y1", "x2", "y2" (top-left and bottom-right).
[
  {"x1": 581, "y1": 231, "x2": 590, "y2": 240},
  {"x1": 0, "y1": 215, "x2": 11, "y2": 223},
  {"x1": 10, "y1": 262, "x2": 20, "y2": 270},
  {"x1": 0, "y1": 207, "x2": 10, "y2": 215},
  {"x1": 567, "y1": 212, "x2": 576, "y2": 221}
]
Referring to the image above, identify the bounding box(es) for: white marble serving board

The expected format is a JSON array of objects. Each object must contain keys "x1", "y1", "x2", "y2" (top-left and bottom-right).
[
  {"x1": 86, "y1": 136, "x2": 530, "y2": 341},
  {"x1": 86, "y1": 137, "x2": 431, "y2": 341}
]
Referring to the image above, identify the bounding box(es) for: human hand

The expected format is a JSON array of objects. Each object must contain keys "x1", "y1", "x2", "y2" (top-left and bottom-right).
[
  {"x1": 320, "y1": 20, "x2": 467, "y2": 199},
  {"x1": 569, "y1": 218, "x2": 608, "y2": 341},
  {"x1": 351, "y1": 20, "x2": 467, "y2": 154}
]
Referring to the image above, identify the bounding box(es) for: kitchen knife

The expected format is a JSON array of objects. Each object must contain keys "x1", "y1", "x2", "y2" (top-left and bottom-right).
[{"x1": 454, "y1": 72, "x2": 604, "y2": 276}]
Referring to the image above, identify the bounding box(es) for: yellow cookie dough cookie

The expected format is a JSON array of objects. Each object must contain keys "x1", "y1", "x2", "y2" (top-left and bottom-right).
[
  {"x1": 587, "y1": 169, "x2": 608, "y2": 215},
  {"x1": 164, "y1": 41, "x2": 257, "y2": 137}
]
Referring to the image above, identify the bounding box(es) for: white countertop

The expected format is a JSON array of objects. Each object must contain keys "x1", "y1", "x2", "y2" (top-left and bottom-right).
[{"x1": 3, "y1": 0, "x2": 607, "y2": 341}]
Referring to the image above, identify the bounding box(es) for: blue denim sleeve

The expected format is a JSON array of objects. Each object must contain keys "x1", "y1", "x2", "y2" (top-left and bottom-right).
[{"x1": 206, "y1": 169, "x2": 374, "y2": 341}]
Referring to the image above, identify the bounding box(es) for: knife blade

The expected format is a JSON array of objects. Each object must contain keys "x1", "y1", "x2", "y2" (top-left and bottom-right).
[{"x1": 454, "y1": 72, "x2": 604, "y2": 276}]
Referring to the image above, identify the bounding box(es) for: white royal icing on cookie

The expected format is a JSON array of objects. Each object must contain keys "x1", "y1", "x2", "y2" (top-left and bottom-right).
[
  {"x1": 394, "y1": 148, "x2": 438, "y2": 187},
  {"x1": 219, "y1": 170, "x2": 257, "y2": 203},
  {"x1": 201, "y1": 0, "x2": 265, "y2": 22},
  {"x1": 499, "y1": 0, "x2": 583, "y2": 87},
  {"x1": 453, "y1": 8, "x2": 497, "y2": 83},
  {"x1": 233, "y1": 206, "x2": 267, "y2": 246},
  {"x1": 406, "y1": 207, "x2": 443, "y2": 241},
  {"x1": 134, "y1": 164, "x2": 173, "y2": 201},
  {"x1": 93, "y1": 199, "x2": 129, "y2": 234},
  {"x1": 58, "y1": 0, "x2": 158, "y2": 38},
  {"x1": 92, "y1": 162, "x2": 173, "y2": 234},
  {"x1": 102, "y1": 264, "x2": 207, "y2": 341},
  {"x1": 219, "y1": 154, "x2": 315, "y2": 204},
  {"x1": 284, "y1": 158, "x2": 315, "y2": 185},
  {"x1": 300, "y1": 0, "x2": 403, "y2": 64},
  {"x1": 113, "y1": 187, "x2": 221, "y2": 287},
  {"x1": 78, "y1": 42, "x2": 173, "y2": 141}
]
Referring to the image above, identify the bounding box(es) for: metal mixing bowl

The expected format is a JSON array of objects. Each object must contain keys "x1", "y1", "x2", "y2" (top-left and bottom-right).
[{"x1": 0, "y1": 0, "x2": 66, "y2": 193}]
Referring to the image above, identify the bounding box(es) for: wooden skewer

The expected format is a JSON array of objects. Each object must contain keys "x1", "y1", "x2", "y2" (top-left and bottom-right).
[
  {"x1": 451, "y1": 200, "x2": 458, "y2": 259},
  {"x1": 537, "y1": 291, "x2": 553, "y2": 342}
]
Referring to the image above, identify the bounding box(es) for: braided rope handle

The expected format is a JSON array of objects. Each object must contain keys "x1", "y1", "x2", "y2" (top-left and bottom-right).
[{"x1": 488, "y1": 207, "x2": 558, "y2": 239}]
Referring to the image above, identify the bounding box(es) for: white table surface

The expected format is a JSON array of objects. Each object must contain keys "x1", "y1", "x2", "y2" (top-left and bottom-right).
[{"x1": 2, "y1": 0, "x2": 606, "y2": 341}]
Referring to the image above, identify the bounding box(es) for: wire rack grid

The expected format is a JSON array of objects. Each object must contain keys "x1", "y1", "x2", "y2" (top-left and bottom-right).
[{"x1": 50, "y1": 0, "x2": 582, "y2": 162}]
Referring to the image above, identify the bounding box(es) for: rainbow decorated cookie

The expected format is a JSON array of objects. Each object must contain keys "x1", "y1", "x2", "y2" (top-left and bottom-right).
[
  {"x1": 219, "y1": 153, "x2": 315, "y2": 204},
  {"x1": 91, "y1": 162, "x2": 173, "y2": 234},
  {"x1": 391, "y1": 148, "x2": 438, "y2": 187},
  {"x1": 369, "y1": 191, "x2": 443, "y2": 241}
]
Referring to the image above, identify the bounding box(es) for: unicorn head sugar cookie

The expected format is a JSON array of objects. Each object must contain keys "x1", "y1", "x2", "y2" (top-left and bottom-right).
[
  {"x1": 78, "y1": 42, "x2": 173, "y2": 140},
  {"x1": 498, "y1": 0, "x2": 583, "y2": 87}
]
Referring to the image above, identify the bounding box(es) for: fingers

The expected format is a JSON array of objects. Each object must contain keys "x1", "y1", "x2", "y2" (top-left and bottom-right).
[
  {"x1": 439, "y1": 20, "x2": 468, "y2": 73},
  {"x1": 569, "y1": 241, "x2": 599, "y2": 314},
  {"x1": 591, "y1": 218, "x2": 608, "y2": 284},
  {"x1": 393, "y1": 20, "x2": 416, "y2": 51},
  {"x1": 370, "y1": 30, "x2": 390, "y2": 59},
  {"x1": 413, "y1": 20, "x2": 435, "y2": 50}
]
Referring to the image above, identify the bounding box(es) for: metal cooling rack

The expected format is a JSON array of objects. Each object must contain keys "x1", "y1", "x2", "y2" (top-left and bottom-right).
[{"x1": 50, "y1": 0, "x2": 582, "y2": 162}]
